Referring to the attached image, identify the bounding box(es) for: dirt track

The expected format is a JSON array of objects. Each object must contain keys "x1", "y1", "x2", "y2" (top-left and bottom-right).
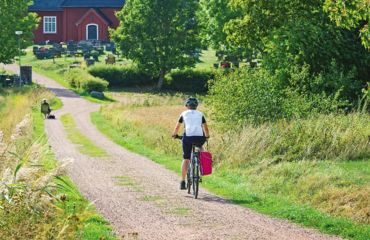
[{"x1": 3, "y1": 64, "x2": 341, "y2": 240}]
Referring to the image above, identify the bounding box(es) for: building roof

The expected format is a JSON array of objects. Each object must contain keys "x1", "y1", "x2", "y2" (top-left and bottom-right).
[
  {"x1": 29, "y1": 0, "x2": 65, "y2": 11},
  {"x1": 29, "y1": 0, "x2": 125, "y2": 11},
  {"x1": 62, "y1": 0, "x2": 125, "y2": 8}
]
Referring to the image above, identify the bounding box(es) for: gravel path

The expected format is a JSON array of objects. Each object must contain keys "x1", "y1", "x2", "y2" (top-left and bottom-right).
[{"x1": 3, "y1": 64, "x2": 341, "y2": 240}]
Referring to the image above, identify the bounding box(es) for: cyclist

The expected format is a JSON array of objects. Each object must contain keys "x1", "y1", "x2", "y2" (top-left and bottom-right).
[
  {"x1": 41, "y1": 99, "x2": 51, "y2": 119},
  {"x1": 172, "y1": 97, "x2": 210, "y2": 190}
]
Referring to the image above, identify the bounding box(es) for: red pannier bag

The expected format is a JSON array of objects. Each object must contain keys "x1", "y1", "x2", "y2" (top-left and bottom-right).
[{"x1": 199, "y1": 151, "x2": 213, "y2": 176}]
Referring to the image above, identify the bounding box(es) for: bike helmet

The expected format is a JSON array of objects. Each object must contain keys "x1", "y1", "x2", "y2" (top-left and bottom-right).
[{"x1": 185, "y1": 97, "x2": 198, "y2": 108}]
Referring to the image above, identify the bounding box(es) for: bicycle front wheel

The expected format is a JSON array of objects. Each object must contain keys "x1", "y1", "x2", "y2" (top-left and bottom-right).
[{"x1": 193, "y1": 164, "x2": 199, "y2": 199}]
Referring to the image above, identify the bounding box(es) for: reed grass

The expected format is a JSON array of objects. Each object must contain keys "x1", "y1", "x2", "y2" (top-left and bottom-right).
[{"x1": 0, "y1": 87, "x2": 117, "y2": 239}]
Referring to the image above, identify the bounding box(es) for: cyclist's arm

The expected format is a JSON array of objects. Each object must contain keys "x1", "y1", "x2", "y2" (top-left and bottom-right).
[
  {"x1": 203, "y1": 122, "x2": 210, "y2": 138},
  {"x1": 172, "y1": 122, "x2": 181, "y2": 137}
]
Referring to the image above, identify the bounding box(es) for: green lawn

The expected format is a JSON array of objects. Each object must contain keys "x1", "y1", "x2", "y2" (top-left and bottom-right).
[{"x1": 196, "y1": 49, "x2": 218, "y2": 69}]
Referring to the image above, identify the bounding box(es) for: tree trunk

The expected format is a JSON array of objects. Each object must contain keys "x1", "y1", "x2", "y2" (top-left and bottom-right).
[{"x1": 157, "y1": 69, "x2": 165, "y2": 90}]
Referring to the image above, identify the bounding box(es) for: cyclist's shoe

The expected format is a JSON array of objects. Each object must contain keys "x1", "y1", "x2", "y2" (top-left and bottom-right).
[{"x1": 180, "y1": 181, "x2": 186, "y2": 190}]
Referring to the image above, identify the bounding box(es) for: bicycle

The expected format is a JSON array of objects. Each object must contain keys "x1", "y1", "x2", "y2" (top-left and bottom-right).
[{"x1": 175, "y1": 135, "x2": 202, "y2": 199}]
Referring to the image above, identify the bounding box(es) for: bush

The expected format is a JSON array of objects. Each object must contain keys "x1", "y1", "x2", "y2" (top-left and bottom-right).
[
  {"x1": 207, "y1": 68, "x2": 348, "y2": 127},
  {"x1": 65, "y1": 69, "x2": 108, "y2": 92},
  {"x1": 88, "y1": 65, "x2": 155, "y2": 87},
  {"x1": 164, "y1": 68, "x2": 215, "y2": 93},
  {"x1": 207, "y1": 68, "x2": 285, "y2": 126}
]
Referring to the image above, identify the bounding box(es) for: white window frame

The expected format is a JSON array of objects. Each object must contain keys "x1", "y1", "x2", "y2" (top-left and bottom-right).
[
  {"x1": 43, "y1": 16, "x2": 57, "y2": 34},
  {"x1": 86, "y1": 23, "x2": 99, "y2": 40}
]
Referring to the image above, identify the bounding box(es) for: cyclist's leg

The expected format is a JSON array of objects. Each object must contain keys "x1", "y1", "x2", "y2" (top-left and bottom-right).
[
  {"x1": 181, "y1": 159, "x2": 190, "y2": 180},
  {"x1": 181, "y1": 136, "x2": 192, "y2": 189},
  {"x1": 182, "y1": 137, "x2": 192, "y2": 180}
]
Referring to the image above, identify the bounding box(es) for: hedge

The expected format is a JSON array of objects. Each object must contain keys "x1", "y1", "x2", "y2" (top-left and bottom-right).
[
  {"x1": 88, "y1": 65, "x2": 156, "y2": 87},
  {"x1": 65, "y1": 69, "x2": 108, "y2": 92},
  {"x1": 164, "y1": 69, "x2": 215, "y2": 93}
]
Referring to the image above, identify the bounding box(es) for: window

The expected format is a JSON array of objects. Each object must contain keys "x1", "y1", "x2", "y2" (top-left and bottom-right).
[{"x1": 43, "y1": 16, "x2": 57, "y2": 33}]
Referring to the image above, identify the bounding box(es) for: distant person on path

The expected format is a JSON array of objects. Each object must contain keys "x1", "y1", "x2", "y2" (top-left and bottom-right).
[
  {"x1": 41, "y1": 99, "x2": 51, "y2": 119},
  {"x1": 172, "y1": 97, "x2": 210, "y2": 190}
]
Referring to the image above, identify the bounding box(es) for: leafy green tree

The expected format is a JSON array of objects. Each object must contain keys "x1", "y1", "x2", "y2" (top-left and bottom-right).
[
  {"x1": 112, "y1": 0, "x2": 201, "y2": 89},
  {"x1": 198, "y1": 0, "x2": 248, "y2": 65},
  {"x1": 198, "y1": 0, "x2": 234, "y2": 50},
  {"x1": 0, "y1": 0, "x2": 38, "y2": 64},
  {"x1": 223, "y1": 0, "x2": 369, "y2": 99},
  {"x1": 324, "y1": 0, "x2": 369, "y2": 49}
]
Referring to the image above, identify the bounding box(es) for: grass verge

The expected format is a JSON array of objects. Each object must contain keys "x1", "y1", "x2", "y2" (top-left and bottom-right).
[
  {"x1": 91, "y1": 111, "x2": 370, "y2": 240},
  {"x1": 0, "y1": 87, "x2": 116, "y2": 239},
  {"x1": 60, "y1": 113, "x2": 108, "y2": 157}
]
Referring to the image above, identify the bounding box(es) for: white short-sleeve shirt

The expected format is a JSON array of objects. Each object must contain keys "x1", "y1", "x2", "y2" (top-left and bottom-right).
[{"x1": 178, "y1": 110, "x2": 206, "y2": 137}]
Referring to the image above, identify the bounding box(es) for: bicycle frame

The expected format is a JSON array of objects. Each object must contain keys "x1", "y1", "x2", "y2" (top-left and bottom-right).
[
  {"x1": 174, "y1": 135, "x2": 202, "y2": 199},
  {"x1": 187, "y1": 145, "x2": 201, "y2": 198}
]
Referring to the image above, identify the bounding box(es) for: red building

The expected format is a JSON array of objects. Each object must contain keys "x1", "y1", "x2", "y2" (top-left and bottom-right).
[{"x1": 29, "y1": 0, "x2": 125, "y2": 43}]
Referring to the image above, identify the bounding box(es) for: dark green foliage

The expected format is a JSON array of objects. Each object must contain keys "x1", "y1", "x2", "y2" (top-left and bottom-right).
[
  {"x1": 217, "y1": 0, "x2": 370, "y2": 104},
  {"x1": 88, "y1": 65, "x2": 156, "y2": 87},
  {"x1": 65, "y1": 69, "x2": 108, "y2": 92},
  {"x1": 164, "y1": 69, "x2": 215, "y2": 93},
  {"x1": 324, "y1": 0, "x2": 370, "y2": 49}
]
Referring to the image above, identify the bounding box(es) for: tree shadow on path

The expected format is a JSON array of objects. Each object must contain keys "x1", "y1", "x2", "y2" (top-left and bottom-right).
[{"x1": 48, "y1": 87, "x2": 80, "y2": 98}]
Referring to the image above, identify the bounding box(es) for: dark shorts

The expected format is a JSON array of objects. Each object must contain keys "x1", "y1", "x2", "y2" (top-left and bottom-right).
[{"x1": 182, "y1": 136, "x2": 206, "y2": 159}]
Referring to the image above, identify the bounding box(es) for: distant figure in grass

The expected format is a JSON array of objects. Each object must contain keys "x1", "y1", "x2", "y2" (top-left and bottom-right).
[
  {"x1": 41, "y1": 99, "x2": 51, "y2": 119},
  {"x1": 172, "y1": 97, "x2": 210, "y2": 190}
]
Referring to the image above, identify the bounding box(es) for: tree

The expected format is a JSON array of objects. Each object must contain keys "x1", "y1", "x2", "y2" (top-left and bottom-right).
[
  {"x1": 224, "y1": 0, "x2": 369, "y2": 73},
  {"x1": 198, "y1": 0, "x2": 236, "y2": 50},
  {"x1": 112, "y1": 0, "x2": 201, "y2": 89},
  {"x1": 220, "y1": 0, "x2": 369, "y2": 103},
  {"x1": 0, "y1": 0, "x2": 38, "y2": 64},
  {"x1": 324, "y1": 0, "x2": 369, "y2": 49}
]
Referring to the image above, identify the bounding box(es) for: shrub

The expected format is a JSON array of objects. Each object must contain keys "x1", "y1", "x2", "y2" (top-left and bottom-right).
[
  {"x1": 65, "y1": 69, "x2": 108, "y2": 92},
  {"x1": 207, "y1": 68, "x2": 285, "y2": 126},
  {"x1": 88, "y1": 65, "x2": 155, "y2": 87},
  {"x1": 207, "y1": 68, "x2": 348, "y2": 127},
  {"x1": 164, "y1": 68, "x2": 215, "y2": 93},
  {"x1": 81, "y1": 77, "x2": 108, "y2": 92}
]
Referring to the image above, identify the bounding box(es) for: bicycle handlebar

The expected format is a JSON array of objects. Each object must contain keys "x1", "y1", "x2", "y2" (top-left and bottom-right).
[{"x1": 173, "y1": 134, "x2": 183, "y2": 140}]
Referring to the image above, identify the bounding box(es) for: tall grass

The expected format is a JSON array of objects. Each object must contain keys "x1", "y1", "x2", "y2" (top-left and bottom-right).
[
  {"x1": 0, "y1": 87, "x2": 116, "y2": 239},
  {"x1": 0, "y1": 87, "x2": 53, "y2": 141},
  {"x1": 213, "y1": 113, "x2": 370, "y2": 166}
]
